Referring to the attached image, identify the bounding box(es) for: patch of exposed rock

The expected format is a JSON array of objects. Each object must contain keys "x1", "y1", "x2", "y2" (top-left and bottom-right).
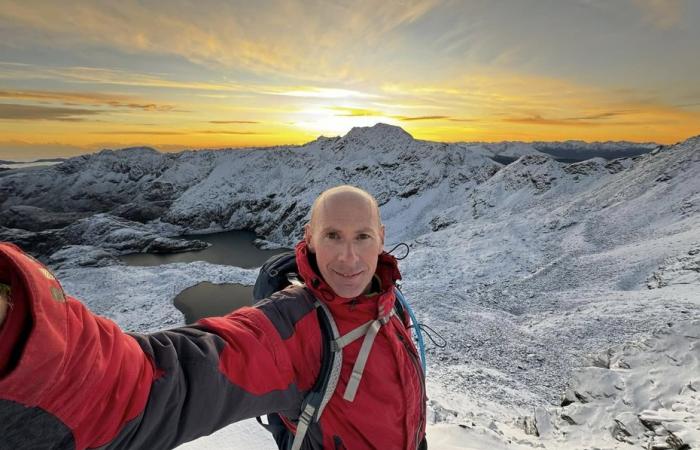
[
  {"x1": 0, "y1": 205, "x2": 90, "y2": 231},
  {"x1": 647, "y1": 247, "x2": 700, "y2": 289},
  {"x1": 0, "y1": 226, "x2": 65, "y2": 258},
  {"x1": 1, "y1": 214, "x2": 208, "y2": 261},
  {"x1": 535, "y1": 321, "x2": 700, "y2": 449},
  {"x1": 48, "y1": 245, "x2": 123, "y2": 269},
  {"x1": 60, "y1": 214, "x2": 209, "y2": 254}
]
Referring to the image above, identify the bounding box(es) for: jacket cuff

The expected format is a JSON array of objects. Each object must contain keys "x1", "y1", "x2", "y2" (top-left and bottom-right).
[{"x1": 0, "y1": 271, "x2": 31, "y2": 378}]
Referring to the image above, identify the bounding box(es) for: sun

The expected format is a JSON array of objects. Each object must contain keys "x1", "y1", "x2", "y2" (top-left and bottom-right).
[{"x1": 292, "y1": 104, "x2": 400, "y2": 136}]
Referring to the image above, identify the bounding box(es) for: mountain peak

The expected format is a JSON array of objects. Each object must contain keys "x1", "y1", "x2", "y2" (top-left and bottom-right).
[{"x1": 342, "y1": 123, "x2": 413, "y2": 143}]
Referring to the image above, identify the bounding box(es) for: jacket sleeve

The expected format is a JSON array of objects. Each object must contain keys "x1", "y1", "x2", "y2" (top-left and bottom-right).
[{"x1": 0, "y1": 242, "x2": 303, "y2": 450}]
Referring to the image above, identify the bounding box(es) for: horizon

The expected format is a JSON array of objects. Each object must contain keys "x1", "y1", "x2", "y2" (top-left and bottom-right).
[
  {"x1": 1, "y1": 1, "x2": 700, "y2": 160},
  {"x1": 0, "y1": 122, "x2": 676, "y2": 162}
]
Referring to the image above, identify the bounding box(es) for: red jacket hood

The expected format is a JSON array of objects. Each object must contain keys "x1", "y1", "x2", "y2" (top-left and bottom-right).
[{"x1": 294, "y1": 240, "x2": 402, "y2": 320}]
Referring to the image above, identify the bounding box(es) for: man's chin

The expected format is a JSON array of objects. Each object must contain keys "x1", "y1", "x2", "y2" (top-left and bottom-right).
[
  {"x1": 331, "y1": 287, "x2": 362, "y2": 299},
  {"x1": 327, "y1": 281, "x2": 366, "y2": 299}
]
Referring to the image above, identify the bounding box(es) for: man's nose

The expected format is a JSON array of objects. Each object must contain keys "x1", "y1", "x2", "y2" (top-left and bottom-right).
[{"x1": 338, "y1": 241, "x2": 358, "y2": 262}]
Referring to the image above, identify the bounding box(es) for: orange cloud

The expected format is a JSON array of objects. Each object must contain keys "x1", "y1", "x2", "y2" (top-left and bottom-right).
[
  {"x1": 0, "y1": 103, "x2": 101, "y2": 121},
  {"x1": 209, "y1": 120, "x2": 259, "y2": 124},
  {"x1": 395, "y1": 115, "x2": 449, "y2": 121}
]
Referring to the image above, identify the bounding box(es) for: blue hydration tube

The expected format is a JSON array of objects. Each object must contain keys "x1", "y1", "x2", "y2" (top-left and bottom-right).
[{"x1": 394, "y1": 287, "x2": 426, "y2": 375}]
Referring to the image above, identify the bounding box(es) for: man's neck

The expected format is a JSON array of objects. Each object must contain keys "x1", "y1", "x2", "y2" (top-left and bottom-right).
[{"x1": 362, "y1": 275, "x2": 382, "y2": 296}]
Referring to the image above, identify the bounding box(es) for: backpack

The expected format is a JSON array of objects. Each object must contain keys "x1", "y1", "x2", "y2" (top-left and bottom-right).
[{"x1": 252, "y1": 251, "x2": 424, "y2": 450}]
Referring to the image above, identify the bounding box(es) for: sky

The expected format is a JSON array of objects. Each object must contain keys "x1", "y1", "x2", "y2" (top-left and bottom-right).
[{"x1": 1, "y1": 0, "x2": 699, "y2": 159}]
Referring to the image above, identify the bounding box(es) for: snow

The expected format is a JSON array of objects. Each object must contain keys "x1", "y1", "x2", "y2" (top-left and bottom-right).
[{"x1": 2, "y1": 124, "x2": 698, "y2": 449}]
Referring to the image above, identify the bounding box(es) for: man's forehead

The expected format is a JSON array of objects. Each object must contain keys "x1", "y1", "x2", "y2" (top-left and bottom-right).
[
  {"x1": 311, "y1": 188, "x2": 381, "y2": 229},
  {"x1": 318, "y1": 191, "x2": 373, "y2": 213}
]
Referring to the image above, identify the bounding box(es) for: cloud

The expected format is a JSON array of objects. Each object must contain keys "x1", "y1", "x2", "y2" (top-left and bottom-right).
[
  {"x1": 0, "y1": 62, "x2": 253, "y2": 93},
  {"x1": 395, "y1": 115, "x2": 449, "y2": 121},
  {"x1": 0, "y1": 103, "x2": 101, "y2": 121},
  {"x1": 502, "y1": 113, "x2": 655, "y2": 127},
  {"x1": 0, "y1": 63, "x2": 378, "y2": 104},
  {"x1": 0, "y1": 89, "x2": 174, "y2": 110},
  {"x1": 272, "y1": 88, "x2": 378, "y2": 99},
  {"x1": 447, "y1": 118, "x2": 479, "y2": 122},
  {"x1": 196, "y1": 130, "x2": 261, "y2": 135},
  {"x1": 89, "y1": 130, "x2": 186, "y2": 135},
  {"x1": 330, "y1": 106, "x2": 385, "y2": 117},
  {"x1": 209, "y1": 120, "x2": 259, "y2": 124},
  {"x1": 0, "y1": 0, "x2": 440, "y2": 82},
  {"x1": 89, "y1": 129, "x2": 262, "y2": 136},
  {"x1": 632, "y1": 0, "x2": 684, "y2": 29}
]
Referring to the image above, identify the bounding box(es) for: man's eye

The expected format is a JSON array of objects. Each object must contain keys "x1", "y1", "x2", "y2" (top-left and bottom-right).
[
  {"x1": 357, "y1": 234, "x2": 371, "y2": 240},
  {"x1": 326, "y1": 232, "x2": 339, "y2": 239}
]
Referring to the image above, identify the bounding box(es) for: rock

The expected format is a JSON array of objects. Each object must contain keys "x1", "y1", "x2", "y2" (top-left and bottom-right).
[
  {"x1": 517, "y1": 415, "x2": 539, "y2": 436},
  {"x1": 59, "y1": 214, "x2": 208, "y2": 255},
  {"x1": 647, "y1": 248, "x2": 700, "y2": 289},
  {"x1": 611, "y1": 418, "x2": 633, "y2": 443},
  {"x1": 0, "y1": 226, "x2": 66, "y2": 260},
  {"x1": 143, "y1": 237, "x2": 208, "y2": 253},
  {"x1": 611, "y1": 412, "x2": 646, "y2": 444},
  {"x1": 48, "y1": 245, "x2": 122, "y2": 269},
  {"x1": 533, "y1": 407, "x2": 553, "y2": 438},
  {"x1": 560, "y1": 388, "x2": 590, "y2": 406},
  {"x1": 109, "y1": 201, "x2": 171, "y2": 223},
  {"x1": 0, "y1": 205, "x2": 89, "y2": 231},
  {"x1": 253, "y1": 238, "x2": 286, "y2": 250}
]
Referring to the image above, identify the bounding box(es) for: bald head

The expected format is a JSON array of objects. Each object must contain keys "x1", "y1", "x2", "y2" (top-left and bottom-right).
[
  {"x1": 308, "y1": 185, "x2": 382, "y2": 232},
  {"x1": 304, "y1": 185, "x2": 385, "y2": 298}
]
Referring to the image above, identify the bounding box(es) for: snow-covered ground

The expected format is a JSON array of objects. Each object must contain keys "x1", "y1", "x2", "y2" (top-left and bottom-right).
[{"x1": 1, "y1": 124, "x2": 698, "y2": 449}]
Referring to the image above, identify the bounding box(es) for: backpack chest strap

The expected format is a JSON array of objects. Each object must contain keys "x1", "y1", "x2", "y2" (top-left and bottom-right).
[{"x1": 339, "y1": 311, "x2": 395, "y2": 402}]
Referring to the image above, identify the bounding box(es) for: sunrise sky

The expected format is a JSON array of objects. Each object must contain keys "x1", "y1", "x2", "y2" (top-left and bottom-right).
[{"x1": 1, "y1": 0, "x2": 699, "y2": 159}]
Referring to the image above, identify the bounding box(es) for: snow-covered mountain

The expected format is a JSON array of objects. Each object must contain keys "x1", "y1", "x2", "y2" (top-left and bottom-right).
[
  {"x1": 0, "y1": 124, "x2": 698, "y2": 449},
  {"x1": 532, "y1": 139, "x2": 659, "y2": 160}
]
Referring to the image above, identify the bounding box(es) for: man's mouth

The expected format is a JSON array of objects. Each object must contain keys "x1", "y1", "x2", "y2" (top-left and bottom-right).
[{"x1": 331, "y1": 268, "x2": 363, "y2": 279}]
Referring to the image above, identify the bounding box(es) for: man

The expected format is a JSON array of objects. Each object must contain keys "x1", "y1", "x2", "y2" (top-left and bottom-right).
[{"x1": 0, "y1": 185, "x2": 426, "y2": 449}]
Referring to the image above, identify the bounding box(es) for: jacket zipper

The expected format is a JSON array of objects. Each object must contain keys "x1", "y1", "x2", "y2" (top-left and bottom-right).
[{"x1": 396, "y1": 329, "x2": 426, "y2": 450}]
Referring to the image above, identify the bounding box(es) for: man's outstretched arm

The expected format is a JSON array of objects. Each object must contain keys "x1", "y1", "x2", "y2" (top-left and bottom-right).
[{"x1": 0, "y1": 242, "x2": 302, "y2": 450}]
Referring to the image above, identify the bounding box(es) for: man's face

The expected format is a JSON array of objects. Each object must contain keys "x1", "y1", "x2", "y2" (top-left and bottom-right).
[{"x1": 305, "y1": 191, "x2": 385, "y2": 299}]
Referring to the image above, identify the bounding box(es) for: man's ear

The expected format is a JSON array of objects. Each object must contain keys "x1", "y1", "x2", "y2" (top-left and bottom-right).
[{"x1": 304, "y1": 223, "x2": 313, "y2": 252}]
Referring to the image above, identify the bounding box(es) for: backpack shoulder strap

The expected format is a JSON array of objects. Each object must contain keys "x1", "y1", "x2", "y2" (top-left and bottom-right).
[{"x1": 290, "y1": 290, "x2": 342, "y2": 450}]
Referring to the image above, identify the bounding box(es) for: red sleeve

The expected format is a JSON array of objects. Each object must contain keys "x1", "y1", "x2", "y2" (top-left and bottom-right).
[
  {"x1": 0, "y1": 242, "x2": 154, "y2": 449},
  {"x1": 0, "y1": 242, "x2": 302, "y2": 450}
]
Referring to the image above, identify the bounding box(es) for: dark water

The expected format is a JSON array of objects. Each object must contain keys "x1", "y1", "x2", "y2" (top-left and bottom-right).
[
  {"x1": 120, "y1": 230, "x2": 287, "y2": 268},
  {"x1": 121, "y1": 230, "x2": 290, "y2": 323},
  {"x1": 174, "y1": 282, "x2": 254, "y2": 324}
]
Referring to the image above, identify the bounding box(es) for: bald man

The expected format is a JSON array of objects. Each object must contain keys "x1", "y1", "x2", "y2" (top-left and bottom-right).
[{"x1": 0, "y1": 185, "x2": 427, "y2": 450}]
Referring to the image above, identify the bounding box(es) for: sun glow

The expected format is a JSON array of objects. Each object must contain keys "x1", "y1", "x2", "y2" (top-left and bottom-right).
[
  {"x1": 1, "y1": 1, "x2": 699, "y2": 159},
  {"x1": 292, "y1": 105, "x2": 400, "y2": 136}
]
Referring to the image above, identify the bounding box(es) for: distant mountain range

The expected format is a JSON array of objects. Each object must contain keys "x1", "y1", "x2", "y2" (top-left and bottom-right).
[{"x1": 0, "y1": 157, "x2": 66, "y2": 164}]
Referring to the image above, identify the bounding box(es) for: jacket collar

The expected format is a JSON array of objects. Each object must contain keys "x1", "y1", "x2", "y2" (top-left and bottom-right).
[{"x1": 294, "y1": 240, "x2": 402, "y2": 320}]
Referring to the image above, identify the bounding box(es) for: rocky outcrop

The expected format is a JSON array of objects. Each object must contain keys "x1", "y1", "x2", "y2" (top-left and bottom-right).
[
  {"x1": 647, "y1": 247, "x2": 700, "y2": 289},
  {"x1": 0, "y1": 205, "x2": 90, "y2": 231},
  {"x1": 47, "y1": 245, "x2": 123, "y2": 269},
  {"x1": 0, "y1": 214, "x2": 208, "y2": 261},
  {"x1": 59, "y1": 214, "x2": 208, "y2": 254},
  {"x1": 0, "y1": 226, "x2": 65, "y2": 258},
  {"x1": 542, "y1": 321, "x2": 700, "y2": 449}
]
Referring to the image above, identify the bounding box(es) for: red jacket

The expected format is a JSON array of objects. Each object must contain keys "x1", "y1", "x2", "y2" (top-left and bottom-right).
[{"x1": 0, "y1": 241, "x2": 426, "y2": 449}]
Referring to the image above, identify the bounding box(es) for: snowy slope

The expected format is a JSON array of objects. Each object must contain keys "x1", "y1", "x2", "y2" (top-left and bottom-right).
[{"x1": 1, "y1": 124, "x2": 698, "y2": 449}]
